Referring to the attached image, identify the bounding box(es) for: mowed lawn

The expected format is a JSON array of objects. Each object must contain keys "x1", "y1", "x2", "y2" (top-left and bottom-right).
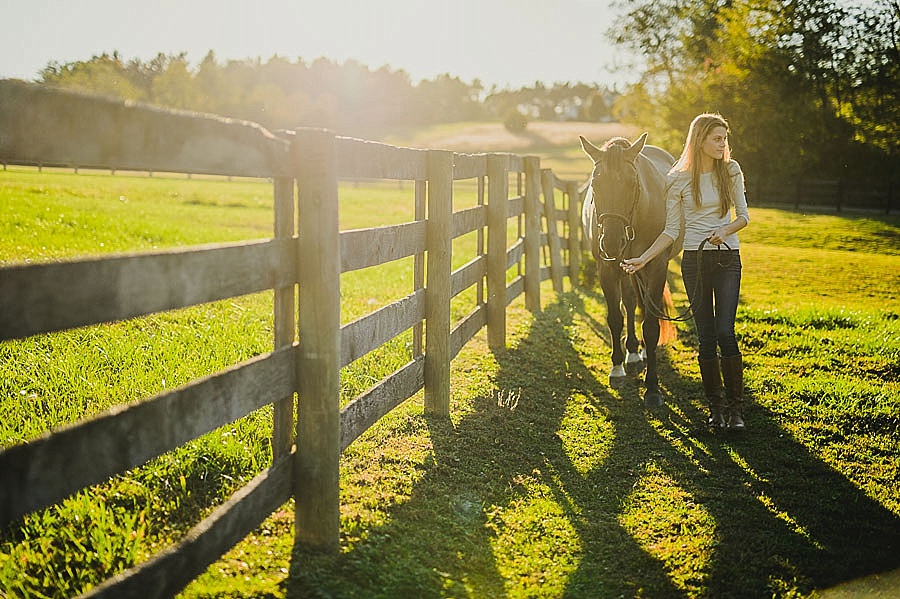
[{"x1": 1, "y1": 158, "x2": 899, "y2": 598}]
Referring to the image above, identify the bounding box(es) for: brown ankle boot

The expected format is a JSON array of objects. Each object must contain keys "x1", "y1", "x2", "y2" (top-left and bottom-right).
[
  {"x1": 699, "y1": 357, "x2": 726, "y2": 429},
  {"x1": 721, "y1": 354, "x2": 745, "y2": 430}
]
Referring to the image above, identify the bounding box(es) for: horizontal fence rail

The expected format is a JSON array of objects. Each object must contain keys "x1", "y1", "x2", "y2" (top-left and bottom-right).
[
  {"x1": 0, "y1": 347, "x2": 296, "y2": 525},
  {"x1": 0, "y1": 79, "x2": 290, "y2": 178},
  {"x1": 82, "y1": 454, "x2": 294, "y2": 599},
  {"x1": 0, "y1": 239, "x2": 294, "y2": 340},
  {"x1": 0, "y1": 79, "x2": 586, "y2": 597},
  {"x1": 340, "y1": 222, "x2": 426, "y2": 273}
]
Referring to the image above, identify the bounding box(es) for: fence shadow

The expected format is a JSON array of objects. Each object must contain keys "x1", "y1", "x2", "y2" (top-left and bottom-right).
[
  {"x1": 282, "y1": 290, "x2": 678, "y2": 597},
  {"x1": 283, "y1": 287, "x2": 900, "y2": 597}
]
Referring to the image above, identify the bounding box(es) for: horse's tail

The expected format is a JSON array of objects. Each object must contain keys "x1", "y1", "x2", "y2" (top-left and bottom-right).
[{"x1": 657, "y1": 283, "x2": 677, "y2": 345}]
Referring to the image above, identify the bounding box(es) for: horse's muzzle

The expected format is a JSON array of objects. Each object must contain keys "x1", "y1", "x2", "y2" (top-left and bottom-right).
[{"x1": 596, "y1": 212, "x2": 635, "y2": 261}]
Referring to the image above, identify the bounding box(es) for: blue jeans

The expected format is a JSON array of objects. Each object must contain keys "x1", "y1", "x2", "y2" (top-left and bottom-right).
[{"x1": 681, "y1": 250, "x2": 742, "y2": 361}]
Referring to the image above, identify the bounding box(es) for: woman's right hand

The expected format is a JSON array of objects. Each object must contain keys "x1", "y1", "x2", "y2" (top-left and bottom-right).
[
  {"x1": 620, "y1": 256, "x2": 647, "y2": 275},
  {"x1": 621, "y1": 232, "x2": 674, "y2": 274}
]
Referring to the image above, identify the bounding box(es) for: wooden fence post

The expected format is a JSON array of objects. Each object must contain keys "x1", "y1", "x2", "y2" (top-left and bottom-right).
[
  {"x1": 566, "y1": 180, "x2": 582, "y2": 284},
  {"x1": 292, "y1": 129, "x2": 341, "y2": 552},
  {"x1": 272, "y1": 176, "x2": 295, "y2": 459},
  {"x1": 541, "y1": 168, "x2": 564, "y2": 293},
  {"x1": 486, "y1": 154, "x2": 509, "y2": 350},
  {"x1": 424, "y1": 150, "x2": 453, "y2": 416},
  {"x1": 524, "y1": 156, "x2": 542, "y2": 312},
  {"x1": 413, "y1": 180, "x2": 427, "y2": 357}
]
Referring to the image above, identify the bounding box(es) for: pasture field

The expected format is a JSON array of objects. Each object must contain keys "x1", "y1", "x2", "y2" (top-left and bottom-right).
[
  {"x1": 383, "y1": 120, "x2": 639, "y2": 181},
  {"x1": 1, "y1": 163, "x2": 899, "y2": 598}
]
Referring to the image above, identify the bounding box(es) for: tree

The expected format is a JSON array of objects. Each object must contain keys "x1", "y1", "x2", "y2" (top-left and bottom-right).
[
  {"x1": 149, "y1": 54, "x2": 197, "y2": 111},
  {"x1": 414, "y1": 74, "x2": 484, "y2": 124},
  {"x1": 34, "y1": 51, "x2": 625, "y2": 136},
  {"x1": 609, "y1": 0, "x2": 899, "y2": 185},
  {"x1": 40, "y1": 52, "x2": 143, "y2": 101},
  {"x1": 834, "y1": 1, "x2": 900, "y2": 162}
]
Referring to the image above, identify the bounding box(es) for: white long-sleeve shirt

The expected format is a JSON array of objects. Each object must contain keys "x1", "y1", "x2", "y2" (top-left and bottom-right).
[{"x1": 663, "y1": 160, "x2": 749, "y2": 251}]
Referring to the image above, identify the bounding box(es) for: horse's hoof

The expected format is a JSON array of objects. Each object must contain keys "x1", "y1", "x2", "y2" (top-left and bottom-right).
[
  {"x1": 609, "y1": 375, "x2": 627, "y2": 389},
  {"x1": 643, "y1": 391, "x2": 663, "y2": 408},
  {"x1": 624, "y1": 359, "x2": 646, "y2": 376}
]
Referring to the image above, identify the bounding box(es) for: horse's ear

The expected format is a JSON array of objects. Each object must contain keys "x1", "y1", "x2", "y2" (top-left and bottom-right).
[
  {"x1": 579, "y1": 135, "x2": 603, "y2": 163},
  {"x1": 625, "y1": 132, "x2": 648, "y2": 162}
]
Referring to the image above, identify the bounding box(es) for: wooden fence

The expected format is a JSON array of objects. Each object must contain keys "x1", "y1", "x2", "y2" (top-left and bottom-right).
[{"x1": 0, "y1": 80, "x2": 584, "y2": 598}]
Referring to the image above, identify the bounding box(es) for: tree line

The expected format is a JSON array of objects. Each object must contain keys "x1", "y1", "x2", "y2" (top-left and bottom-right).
[
  {"x1": 612, "y1": 0, "x2": 898, "y2": 189},
  {"x1": 35, "y1": 51, "x2": 616, "y2": 138},
  {"x1": 17, "y1": 0, "x2": 900, "y2": 195}
]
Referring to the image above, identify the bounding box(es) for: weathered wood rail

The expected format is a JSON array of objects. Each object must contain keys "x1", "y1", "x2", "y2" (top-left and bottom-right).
[{"x1": 0, "y1": 79, "x2": 585, "y2": 597}]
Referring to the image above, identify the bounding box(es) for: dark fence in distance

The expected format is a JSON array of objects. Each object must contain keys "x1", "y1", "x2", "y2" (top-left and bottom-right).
[{"x1": 746, "y1": 178, "x2": 897, "y2": 214}]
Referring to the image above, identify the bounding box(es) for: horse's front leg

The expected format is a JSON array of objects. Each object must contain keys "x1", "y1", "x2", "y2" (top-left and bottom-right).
[
  {"x1": 641, "y1": 309, "x2": 662, "y2": 407},
  {"x1": 638, "y1": 260, "x2": 667, "y2": 407},
  {"x1": 599, "y1": 263, "x2": 627, "y2": 388},
  {"x1": 621, "y1": 276, "x2": 645, "y2": 375}
]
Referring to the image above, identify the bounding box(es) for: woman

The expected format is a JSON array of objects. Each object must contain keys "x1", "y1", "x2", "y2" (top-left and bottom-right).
[{"x1": 621, "y1": 113, "x2": 750, "y2": 430}]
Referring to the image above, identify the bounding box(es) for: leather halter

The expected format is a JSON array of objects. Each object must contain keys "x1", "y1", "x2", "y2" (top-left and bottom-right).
[{"x1": 591, "y1": 161, "x2": 641, "y2": 262}]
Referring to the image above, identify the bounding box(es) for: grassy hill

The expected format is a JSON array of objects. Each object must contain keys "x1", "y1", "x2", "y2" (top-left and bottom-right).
[{"x1": 383, "y1": 120, "x2": 642, "y2": 181}]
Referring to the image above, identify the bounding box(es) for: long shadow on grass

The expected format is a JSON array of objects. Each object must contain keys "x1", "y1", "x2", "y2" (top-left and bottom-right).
[
  {"x1": 644, "y1": 362, "x2": 900, "y2": 596},
  {"x1": 432, "y1": 292, "x2": 683, "y2": 597},
  {"x1": 284, "y1": 287, "x2": 900, "y2": 598},
  {"x1": 284, "y1": 289, "x2": 680, "y2": 598},
  {"x1": 564, "y1": 287, "x2": 900, "y2": 597}
]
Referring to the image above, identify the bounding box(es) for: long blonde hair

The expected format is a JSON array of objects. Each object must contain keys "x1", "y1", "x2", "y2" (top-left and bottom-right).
[{"x1": 671, "y1": 113, "x2": 734, "y2": 217}]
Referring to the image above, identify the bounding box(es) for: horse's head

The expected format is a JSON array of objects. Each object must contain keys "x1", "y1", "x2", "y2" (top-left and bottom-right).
[{"x1": 580, "y1": 132, "x2": 647, "y2": 261}]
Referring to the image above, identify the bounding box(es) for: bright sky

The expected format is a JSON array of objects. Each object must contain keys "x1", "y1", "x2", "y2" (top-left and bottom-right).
[{"x1": 1, "y1": 0, "x2": 635, "y2": 89}]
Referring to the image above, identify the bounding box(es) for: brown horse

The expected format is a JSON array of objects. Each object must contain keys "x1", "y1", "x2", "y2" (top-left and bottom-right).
[{"x1": 580, "y1": 133, "x2": 679, "y2": 407}]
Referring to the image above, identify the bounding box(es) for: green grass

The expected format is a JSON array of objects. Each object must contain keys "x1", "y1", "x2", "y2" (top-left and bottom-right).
[
  {"x1": 0, "y1": 169, "x2": 275, "y2": 264},
  {"x1": 1, "y1": 164, "x2": 899, "y2": 598}
]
